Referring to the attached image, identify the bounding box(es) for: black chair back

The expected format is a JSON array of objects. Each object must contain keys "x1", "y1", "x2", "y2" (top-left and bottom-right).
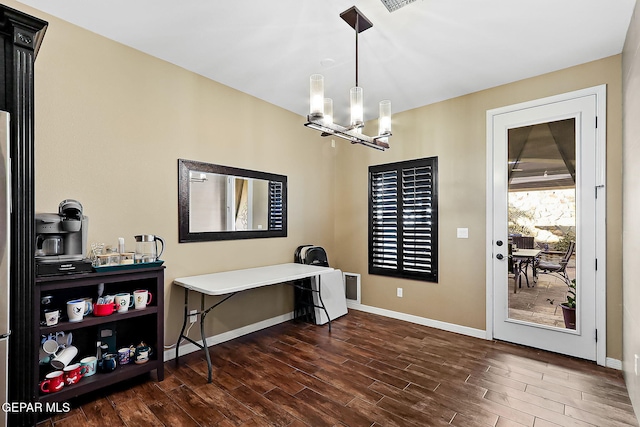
[
  {"x1": 512, "y1": 236, "x2": 535, "y2": 249},
  {"x1": 562, "y1": 241, "x2": 576, "y2": 263}
]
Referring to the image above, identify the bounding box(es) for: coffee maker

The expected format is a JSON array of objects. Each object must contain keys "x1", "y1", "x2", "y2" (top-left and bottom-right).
[{"x1": 35, "y1": 199, "x2": 92, "y2": 275}]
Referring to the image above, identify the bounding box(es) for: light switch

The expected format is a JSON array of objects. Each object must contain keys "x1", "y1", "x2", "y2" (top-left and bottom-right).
[{"x1": 457, "y1": 228, "x2": 469, "y2": 239}]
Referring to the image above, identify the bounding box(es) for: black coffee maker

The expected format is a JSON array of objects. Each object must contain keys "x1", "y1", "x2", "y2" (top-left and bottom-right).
[{"x1": 35, "y1": 199, "x2": 92, "y2": 275}]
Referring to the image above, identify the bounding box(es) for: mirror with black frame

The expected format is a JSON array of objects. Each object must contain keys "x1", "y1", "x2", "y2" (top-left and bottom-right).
[{"x1": 178, "y1": 159, "x2": 287, "y2": 242}]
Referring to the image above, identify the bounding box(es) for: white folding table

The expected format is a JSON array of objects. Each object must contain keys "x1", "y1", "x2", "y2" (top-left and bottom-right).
[{"x1": 173, "y1": 263, "x2": 334, "y2": 382}]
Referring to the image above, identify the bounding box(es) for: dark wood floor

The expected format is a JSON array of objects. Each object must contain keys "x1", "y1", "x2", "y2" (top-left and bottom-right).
[{"x1": 39, "y1": 310, "x2": 638, "y2": 427}]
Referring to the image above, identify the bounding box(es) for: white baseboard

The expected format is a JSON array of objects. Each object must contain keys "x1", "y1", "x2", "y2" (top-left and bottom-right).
[
  {"x1": 163, "y1": 311, "x2": 295, "y2": 362},
  {"x1": 606, "y1": 357, "x2": 622, "y2": 370},
  {"x1": 346, "y1": 302, "x2": 487, "y2": 339}
]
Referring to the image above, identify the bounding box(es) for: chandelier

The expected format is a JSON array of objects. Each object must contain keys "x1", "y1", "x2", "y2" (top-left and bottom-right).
[{"x1": 304, "y1": 6, "x2": 391, "y2": 151}]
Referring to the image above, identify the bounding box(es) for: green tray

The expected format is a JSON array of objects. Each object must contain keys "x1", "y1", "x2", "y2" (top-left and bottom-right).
[{"x1": 92, "y1": 260, "x2": 164, "y2": 272}]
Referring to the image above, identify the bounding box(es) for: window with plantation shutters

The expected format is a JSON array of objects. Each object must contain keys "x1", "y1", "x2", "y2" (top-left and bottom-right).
[
  {"x1": 268, "y1": 181, "x2": 284, "y2": 230},
  {"x1": 369, "y1": 157, "x2": 438, "y2": 282},
  {"x1": 370, "y1": 169, "x2": 399, "y2": 271}
]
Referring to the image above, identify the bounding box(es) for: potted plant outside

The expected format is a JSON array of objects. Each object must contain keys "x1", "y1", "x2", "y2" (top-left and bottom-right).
[{"x1": 560, "y1": 279, "x2": 576, "y2": 329}]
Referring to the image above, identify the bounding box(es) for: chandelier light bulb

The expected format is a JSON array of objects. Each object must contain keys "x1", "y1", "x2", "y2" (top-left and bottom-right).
[
  {"x1": 323, "y1": 98, "x2": 333, "y2": 125},
  {"x1": 310, "y1": 74, "x2": 324, "y2": 118},
  {"x1": 378, "y1": 100, "x2": 391, "y2": 135},
  {"x1": 350, "y1": 86, "x2": 364, "y2": 131}
]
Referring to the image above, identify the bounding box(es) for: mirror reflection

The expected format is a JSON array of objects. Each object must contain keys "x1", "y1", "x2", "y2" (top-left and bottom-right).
[
  {"x1": 189, "y1": 172, "x2": 271, "y2": 232},
  {"x1": 178, "y1": 159, "x2": 287, "y2": 242}
]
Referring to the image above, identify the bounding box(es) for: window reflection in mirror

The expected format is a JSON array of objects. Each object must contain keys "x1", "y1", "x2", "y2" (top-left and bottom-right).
[{"x1": 178, "y1": 159, "x2": 287, "y2": 242}]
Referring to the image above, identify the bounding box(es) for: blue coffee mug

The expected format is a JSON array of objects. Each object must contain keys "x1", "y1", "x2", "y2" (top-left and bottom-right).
[{"x1": 99, "y1": 353, "x2": 117, "y2": 373}]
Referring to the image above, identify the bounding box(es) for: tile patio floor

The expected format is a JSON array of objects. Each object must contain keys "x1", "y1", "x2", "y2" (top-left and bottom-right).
[{"x1": 509, "y1": 265, "x2": 576, "y2": 329}]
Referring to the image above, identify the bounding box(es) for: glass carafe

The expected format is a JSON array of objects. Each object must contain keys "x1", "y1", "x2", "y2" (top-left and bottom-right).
[{"x1": 134, "y1": 234, "x2": 165, "y2": 263}]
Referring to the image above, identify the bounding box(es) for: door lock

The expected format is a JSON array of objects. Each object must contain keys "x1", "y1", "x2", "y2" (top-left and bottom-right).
[{"x1": 496, "y1": 253, "x2": 504, "y2": 260}]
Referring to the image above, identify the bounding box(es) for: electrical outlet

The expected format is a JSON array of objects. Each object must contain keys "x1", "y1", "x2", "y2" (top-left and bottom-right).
[
  {"x1": 397, "y1": 287, "x2": 403, "y2": 298},
  {"x1": 189, "y1": 309, "x2": 198, "y2": 324}
]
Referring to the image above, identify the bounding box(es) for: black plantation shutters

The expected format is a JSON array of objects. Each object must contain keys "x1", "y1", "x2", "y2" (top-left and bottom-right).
[
  {"x1": 402, "y1": 163, "x2": 436, "y2": 277},
  {"x1": 369, "y1": 157, "x2": 438, "y2": 282},
  {"x1": 268, "y1": 181, "x2": 284, "y2": 230},
  {"x1": 370, "y1": 169, "x2": 399, "y2": 271}
]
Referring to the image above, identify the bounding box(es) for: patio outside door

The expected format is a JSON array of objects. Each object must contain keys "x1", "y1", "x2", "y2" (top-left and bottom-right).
[{"x1": 486, "y1": 86, "x2": 606, "y2": 363}]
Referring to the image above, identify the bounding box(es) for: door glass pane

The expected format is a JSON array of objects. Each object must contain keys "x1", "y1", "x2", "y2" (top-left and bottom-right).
[{"x1": 507, "y1": 118, "x2": 576, "y2": 329}]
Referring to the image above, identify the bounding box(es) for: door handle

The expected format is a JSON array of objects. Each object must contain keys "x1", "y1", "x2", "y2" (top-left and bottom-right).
[{"x1": 496, "y1": 253, "x2": 504, "y2": 260}]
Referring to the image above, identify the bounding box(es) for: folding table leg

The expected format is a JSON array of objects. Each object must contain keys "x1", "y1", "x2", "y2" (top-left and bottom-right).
[
  {"x1": 200, "y1": 293, "x2": 213, "y2": 383},
  {"x1": 316, "y1": 274, "x2": 331, "y2": 332},
  {"x1": 175, "y1": 288, "x2": 190, "y2": 365}
]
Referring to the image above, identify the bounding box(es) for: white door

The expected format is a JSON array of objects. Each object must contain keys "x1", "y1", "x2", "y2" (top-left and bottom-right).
[{"x1": 486, "y1": 86, "x2": 606, "y2": 363}]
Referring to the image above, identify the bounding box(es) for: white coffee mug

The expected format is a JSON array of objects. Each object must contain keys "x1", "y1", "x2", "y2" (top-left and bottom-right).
[
  {"x1": 67, "y1": 299, "x2": 90, "y2": 322},
  {"x1": 116, "y1": 293, "x2": 134, "y2": 313},
  {"x1": 41, "y1": 339, "x2": 58, "y2": 364},
  {"x1": 133, "y1": 290, "x2": 152, "y2": 309},
  {"x1": 56, "y1": 331, "x2": 73, "y2": 348},
  {"x1": 44, "y1": 309, "x2": 61, "y2": 327},
  {"x1": 42, "y1": 338, "x2": 59, "y2": 356},
  {"x1": 50, "y1": 345, "x2": 78, "y2": 370}
]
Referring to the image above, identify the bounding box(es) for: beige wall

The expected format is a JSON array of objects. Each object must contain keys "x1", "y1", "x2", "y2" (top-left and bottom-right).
[
  {"x1": 622, "y1": 0, "x2": 640, "y2": 415},
  {"x1": 333, "y1": 56, "x2": 623, "y2": 360},
  {"x1": 9, "y1": 0, "x2": 624, "y2": 362}
]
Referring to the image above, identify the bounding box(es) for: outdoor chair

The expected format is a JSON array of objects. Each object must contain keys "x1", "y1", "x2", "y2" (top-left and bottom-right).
[
  {"x1": 511, "y1": 235, "x2": 537, "y2": 283},
  {"x1": 509, "y1": 242, "x2": 532, "y2": 293},
  {"x1": 536, "y1": 241, "x2": 575, "y2": 285},
  {"x1": 508, "y1": 243, "x2": 518, "y2": 291},
  {"x1": 511, "y1": 235, "x2": 535, "y2": 249}
]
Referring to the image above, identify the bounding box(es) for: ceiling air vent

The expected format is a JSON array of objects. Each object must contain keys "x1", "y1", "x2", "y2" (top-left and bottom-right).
[{"x1": 380, "y1": 0, "x2": 417, "y2": 12}]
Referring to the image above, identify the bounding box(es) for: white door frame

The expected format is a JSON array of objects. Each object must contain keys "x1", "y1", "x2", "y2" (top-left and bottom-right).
[{"x1": 485, "y1": 85, "x2": 607, "y2": 366}]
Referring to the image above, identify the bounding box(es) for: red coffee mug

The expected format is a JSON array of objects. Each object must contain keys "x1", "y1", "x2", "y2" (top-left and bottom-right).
[
  {"x1": 93, "y1": 302, "x2": 119, "y2": 316},
  {"x1": 63, "y1": 363, "x2": 85, "y2": 385},
  {"x1": 40, "y1": 371, "x2": 64, "y2": 393}
]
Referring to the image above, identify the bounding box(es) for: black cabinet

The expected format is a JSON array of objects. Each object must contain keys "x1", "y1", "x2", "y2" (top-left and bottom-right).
[{"x1": 34, "y1": 267, "x2": 164, "y2": 404}]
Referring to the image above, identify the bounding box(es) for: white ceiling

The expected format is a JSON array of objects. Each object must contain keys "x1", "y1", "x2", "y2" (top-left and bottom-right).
[{"x1": 17, "y1": 0, "x2": 637, "y2": 125}]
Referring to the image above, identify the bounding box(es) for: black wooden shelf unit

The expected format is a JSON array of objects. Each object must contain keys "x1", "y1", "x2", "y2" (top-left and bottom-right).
[{"x1": 34, "y1": 266, "x2": 165, "y2": 404}]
